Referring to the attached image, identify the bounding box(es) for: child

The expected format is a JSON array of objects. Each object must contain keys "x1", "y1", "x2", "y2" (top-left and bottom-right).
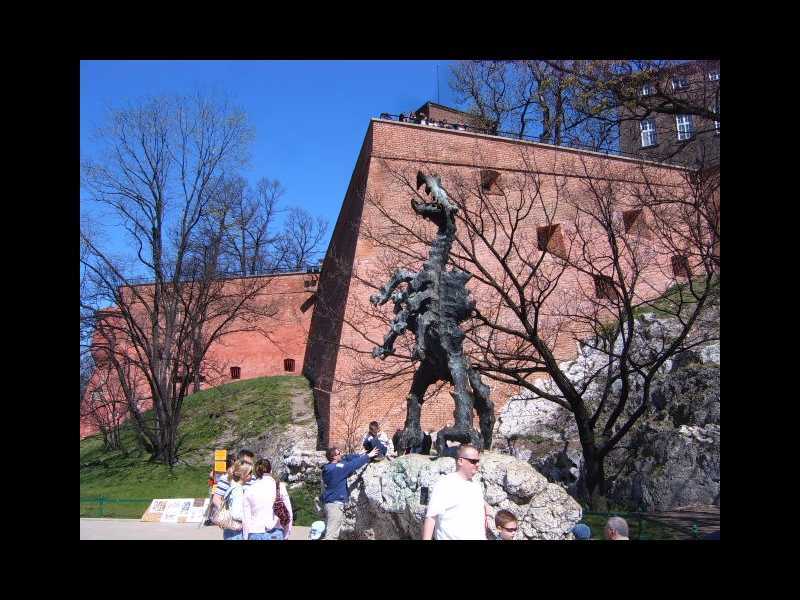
[
  {"x1": 494, "y1": 509, "x2": 519, "y2": 540},
  {"x1": 362, "y1": 421, "x2": 394, "y2": 461}
]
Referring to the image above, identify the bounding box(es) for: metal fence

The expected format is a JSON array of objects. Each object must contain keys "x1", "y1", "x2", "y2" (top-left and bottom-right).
[
  {"x1": 582, "y1": 511, "x2": 705, "y2": 540},
  {"x1": 80, "y1": 496, "x2": 152, "y2": 518}
]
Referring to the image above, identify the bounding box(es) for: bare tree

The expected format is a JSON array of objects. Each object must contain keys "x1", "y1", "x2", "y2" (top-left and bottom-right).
[
  {"x1": 449, "y1": 60, "x2": 614, "y2": 149},
  {"x1": 450, "y1": 59, "x2": 720, "y2": 161},
  {"x1": 80, "y1": 92, "x2": 278, "y2": 465},
  {"x1": 346, "y1": 151, "x2": 718, "y2": 509},
  {"x1": 547, "y1": 59, "x2": 720, "y2": 161},
  {"x1": 274, "y1": 207, "x2": 329, "y2": 271},
  {"x1": 217, "y1": 175, "x2": 285, "y2": 276}
]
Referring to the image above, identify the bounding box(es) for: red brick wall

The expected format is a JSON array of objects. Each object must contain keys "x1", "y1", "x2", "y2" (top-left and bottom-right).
[
  {"x1": 308, "y1": 119, "x2": 693, "y2": 449},
  {"x1": 81, "y1": 272, "x2": 316, "y2": 438}
]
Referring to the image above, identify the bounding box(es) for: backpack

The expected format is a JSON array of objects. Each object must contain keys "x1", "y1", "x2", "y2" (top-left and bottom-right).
[{"x1": 273, "y1": 479, "x2": 291, "y2": 530}]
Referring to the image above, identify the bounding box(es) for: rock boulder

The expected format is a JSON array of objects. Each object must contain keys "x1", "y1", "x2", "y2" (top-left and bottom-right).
[{"x1": 336, "y1": 452, "x2": 582, "y2": 540}]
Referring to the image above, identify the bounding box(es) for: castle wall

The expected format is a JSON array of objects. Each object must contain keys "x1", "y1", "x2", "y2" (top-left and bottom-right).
[
  {"x1": 81, "y1": 272, "x2": 316, "y2": 438},
  {"x1": 308, "y1": 119, "x2": 695, "y2": 450}
]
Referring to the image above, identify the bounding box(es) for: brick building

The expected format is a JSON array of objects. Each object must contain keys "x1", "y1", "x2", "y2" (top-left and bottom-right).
[
  {"x1": 618, "y1": 60, "x2": 720, "y2": 168},
  {"x1": 80, "y1": 271, "x2": 318, "y2": 438},
  {"x1": 303, "y1": 115, "x2": 697, "y2": 450}
]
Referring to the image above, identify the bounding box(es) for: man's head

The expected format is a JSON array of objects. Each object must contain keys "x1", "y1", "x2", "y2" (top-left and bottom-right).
[
  {"x1": 495, "y1": 509, "x2": 518, "y2": 540},
  {"x1": 368, "y1": 421, "x2": 380, "y2": 436},
  {"x1": 456, "y1": 444, "x2": 481, "y2": 480},
  {"x1": 237, "y1": 449, "x2": 255, "y2": 466},
  {"x1": 326, "y1": 447, "x2": 343, "y2": 464},
  {"x1": 604, "y1": 516, "x2": 629, "y2": 540}
]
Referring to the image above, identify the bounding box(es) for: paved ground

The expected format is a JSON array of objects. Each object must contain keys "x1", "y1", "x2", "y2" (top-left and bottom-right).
[{"x1": 80, "y1": 519, "x2": 311, "y2": 540}]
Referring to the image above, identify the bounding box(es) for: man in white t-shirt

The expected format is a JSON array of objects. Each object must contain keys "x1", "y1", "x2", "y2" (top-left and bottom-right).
[{"x1": 421, "y1": 444, "x2": 492, "y2": 540}]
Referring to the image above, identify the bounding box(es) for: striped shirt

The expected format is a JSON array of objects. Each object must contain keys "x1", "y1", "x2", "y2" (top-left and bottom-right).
[{"x1": 214, "y1": 473, "x2": 253, "y2": 497}]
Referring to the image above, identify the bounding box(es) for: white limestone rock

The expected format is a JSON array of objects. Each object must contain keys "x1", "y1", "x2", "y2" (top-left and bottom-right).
[{"x1": 337, "y1": 452, "x2": 581, "y2": 540}]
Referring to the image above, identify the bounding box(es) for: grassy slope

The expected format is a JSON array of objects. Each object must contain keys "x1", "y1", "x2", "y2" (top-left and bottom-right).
[{"x1": 80, "y1": 375, "x2": 311, "y2": 521}]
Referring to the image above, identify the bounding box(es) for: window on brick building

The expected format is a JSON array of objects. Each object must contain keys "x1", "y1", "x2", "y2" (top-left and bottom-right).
[
  {"x1": 480, "y1": 170, "x2": 502, "y2": 194},
  {"x1": 284, "y1": 358, "x2": 295, "y2": 372},
  {"x1": 230, "y1": 366, "x2": 241, "y2": 380},
  {"x1": 537, "y1": 224, "x2": 567, "y2": 258},
  {"x1": 622, "y1": 209, "x2": 651, "y2": 238},
  {"x1": 676, "y1": 114, "x2": 694, "y2": 141},
  {"x1": 640, "y1": 119, "x2": 657, "y2": 147},
  {"x1": 671, "y1": 76, "x2": 688, "y2": 91},
  {"x1": 671, "y1": 255, "x2": 691, "y2": 279},
  {"x1": 594, "y1": 275, "x2": 618, "y2": 300},
  {"x1": 641, "y1": 82, "x2": 656, "y2": 96}
]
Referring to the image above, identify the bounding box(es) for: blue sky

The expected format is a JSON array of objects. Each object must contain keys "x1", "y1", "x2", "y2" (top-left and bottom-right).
[{"x1": 80, "y1": 60, "x2": 461, "y2": 262}]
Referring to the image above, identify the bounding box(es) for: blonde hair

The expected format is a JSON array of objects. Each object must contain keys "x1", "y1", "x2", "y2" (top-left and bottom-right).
[{"x1": 230, "y1": 460, "x2": 253, "y2": 483}]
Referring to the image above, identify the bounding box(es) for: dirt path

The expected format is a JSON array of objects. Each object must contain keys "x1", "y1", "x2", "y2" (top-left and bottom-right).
[{"x1": 290, "y1": 388, "x2": 315, "y2": 425}]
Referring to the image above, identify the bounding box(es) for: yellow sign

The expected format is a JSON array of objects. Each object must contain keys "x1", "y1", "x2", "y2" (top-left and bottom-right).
[
  {"x1": 214, "y1": 461, "x2": 227, "y2": 473},
  {"x1": 214, "y1": 449, "x2": 227, "y2": 462}
]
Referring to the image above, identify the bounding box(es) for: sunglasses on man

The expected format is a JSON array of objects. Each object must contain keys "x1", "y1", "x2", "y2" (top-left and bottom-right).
[{"x1": 459, "y1": 457, "x2": 480, "y2": 465}]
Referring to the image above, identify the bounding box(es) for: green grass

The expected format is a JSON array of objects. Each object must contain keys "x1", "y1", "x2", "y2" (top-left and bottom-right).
[
  {"x1": 287, "y1": 481, "x2": 321, "y2": 527},
  {"x1": 81, "y1": 375, "x2": 310, "y2": 520},
  {"x1": 634, "y1": 274, "x2": 720, "y2": 319}
]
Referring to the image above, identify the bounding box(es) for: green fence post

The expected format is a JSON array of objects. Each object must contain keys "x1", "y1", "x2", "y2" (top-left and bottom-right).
[
  {"x1": 691, "y1": 522, "x2": 699, "y2": 539},
  {"x1": 99, "y1": 497, "x2": 104, "y2": 518}
]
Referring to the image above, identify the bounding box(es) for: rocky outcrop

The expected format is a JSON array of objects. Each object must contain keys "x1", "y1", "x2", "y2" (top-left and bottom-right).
[
  {"x1": 493, "y1": 311, "x2": 720, "y2": 512},
  {"x1": 604, "y1": 364, "x2": 720, "y2": 510},
  {"x1": 335, "y1": 452, "x2": 582, "y2": 540}
]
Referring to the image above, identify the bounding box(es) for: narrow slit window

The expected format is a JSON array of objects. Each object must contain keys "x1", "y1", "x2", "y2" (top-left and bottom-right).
[
  {"x1": 671, "y1": 255, "x2": 691, "y2": 279},
  {"x1": 622, "y1": 209, "x2": 650, "y2": 238},
  {"x1": 480, "y1": 170, "x2": 502, "y2": 194},
  {"x1": 594, "y1": 275, "x2": 618, "y2": 300},
  {"x1": 537, "y1": 224, "x2": 566, "y2": 257},
  {"x1": 230, "y1": 366, "x2": 241, "y2": 380}
]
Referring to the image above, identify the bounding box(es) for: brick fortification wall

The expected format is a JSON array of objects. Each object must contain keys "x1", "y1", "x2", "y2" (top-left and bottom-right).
[
  {"x1": 306, "y1": 118, "x2": 693, "y2": 450},
  {"x1": 83, "y1": 117, "x2": 700, "y2": 450},
  {"x1": 81, "y1": 272, "x2": 316, "y2": 438}
]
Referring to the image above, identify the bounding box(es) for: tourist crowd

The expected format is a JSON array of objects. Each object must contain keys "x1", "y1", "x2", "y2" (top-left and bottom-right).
[
  {"x1": 210, "y1": 449, "x2": 293, "y2": 541},
  {"x1": 381, "y1": 111, "x2": 472, "y2": 132},
  {"x1": 211, "y1": 421, "x2": 630, "y2": 541}
]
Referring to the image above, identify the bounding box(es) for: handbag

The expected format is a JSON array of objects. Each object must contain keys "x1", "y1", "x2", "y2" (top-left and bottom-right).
[
  {"x1": 273, "y1": 479, "x2": 291, "y2": 530},
  {"x1": 213, "y1": 486, "x2": 243, "y2": 531}
]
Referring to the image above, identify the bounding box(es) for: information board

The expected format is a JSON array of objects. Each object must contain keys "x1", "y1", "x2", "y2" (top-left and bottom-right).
[{"x1": 141, "y1": 497, "x2": 209, "y2": 523}]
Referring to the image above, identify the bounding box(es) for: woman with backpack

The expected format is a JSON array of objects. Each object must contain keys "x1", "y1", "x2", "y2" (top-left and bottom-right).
[
  {"x1": 219, "y1": 460, "x2": 252, "y2": 540},
  {"x1": 243, "y1": 458, "x2": 292, "y2": 540}
]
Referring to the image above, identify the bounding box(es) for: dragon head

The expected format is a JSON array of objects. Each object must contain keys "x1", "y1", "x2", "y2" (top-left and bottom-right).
[{"x1": 413, "y1": 171, "x2": 458, "y2": 225}]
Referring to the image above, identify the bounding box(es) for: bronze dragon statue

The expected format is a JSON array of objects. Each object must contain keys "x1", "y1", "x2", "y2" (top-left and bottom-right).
[{"x1": 370, "y1": 171, "x2": 495, "y2": 456}]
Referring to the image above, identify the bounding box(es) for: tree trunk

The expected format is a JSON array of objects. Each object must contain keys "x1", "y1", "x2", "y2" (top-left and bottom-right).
[{"x1": 583, "y1": 454, "x2": 609, "y2": 511}]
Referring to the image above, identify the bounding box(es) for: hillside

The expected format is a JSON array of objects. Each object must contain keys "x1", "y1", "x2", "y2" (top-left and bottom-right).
[{"x1": 80, "y1": 375, "x2": 319, "y2": 523}]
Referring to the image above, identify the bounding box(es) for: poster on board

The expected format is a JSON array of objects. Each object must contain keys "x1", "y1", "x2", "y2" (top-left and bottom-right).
[{"x1": 141, "y1": 498, "x2": 209, "y2": 523}]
